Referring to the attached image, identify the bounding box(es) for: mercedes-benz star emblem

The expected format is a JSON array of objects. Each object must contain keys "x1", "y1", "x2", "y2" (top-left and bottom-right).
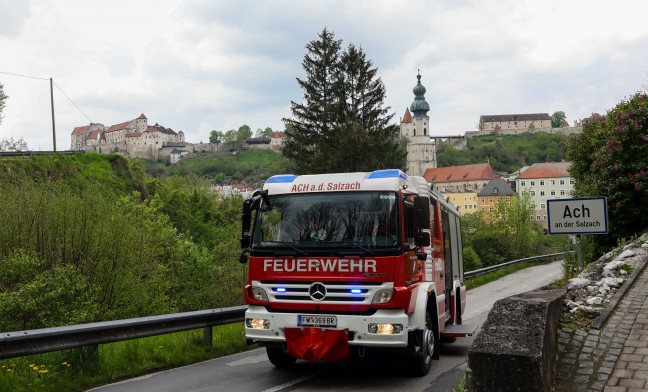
[{"x1": 309, "y1": 282, "x2": 327, "y2": 301}]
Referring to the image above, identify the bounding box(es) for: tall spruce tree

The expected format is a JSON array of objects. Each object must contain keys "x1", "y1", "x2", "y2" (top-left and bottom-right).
[{"x1": 283, "y1": 29, "x2": 405, "y2": 174}]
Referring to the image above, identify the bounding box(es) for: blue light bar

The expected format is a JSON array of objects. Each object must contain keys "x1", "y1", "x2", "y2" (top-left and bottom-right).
[
  {"x1": 350, "y1": 289, "x2": 362, "y2": 294},
  {"x1": 275, "y1": 287, "x2": 287, "y2": 293},
  {"x1": 266, "y1": 174, "x2": 297, "y2": 184},
  {"x1": 368, "y1": 169, "x2": 408, "y2": 180}
]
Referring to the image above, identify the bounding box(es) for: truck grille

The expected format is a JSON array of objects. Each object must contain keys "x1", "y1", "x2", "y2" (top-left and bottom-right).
[{"x1": 254, "y1": 281, "x2": 393, "y2": 304}]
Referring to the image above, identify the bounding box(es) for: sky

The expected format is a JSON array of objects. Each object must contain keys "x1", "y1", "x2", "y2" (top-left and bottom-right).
[{"x1": 1, "y1": 0, "x2": 647, "y2": 151}]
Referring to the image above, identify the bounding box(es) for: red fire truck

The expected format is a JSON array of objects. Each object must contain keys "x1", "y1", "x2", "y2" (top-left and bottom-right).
[{"x1": 239, "y1": 169, "x2": 474, "y2": 376}]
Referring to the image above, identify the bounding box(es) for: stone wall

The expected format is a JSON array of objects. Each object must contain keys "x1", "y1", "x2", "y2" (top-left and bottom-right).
[{"x1": 466, "y1": 288, "x2": 566, "y2": 392}]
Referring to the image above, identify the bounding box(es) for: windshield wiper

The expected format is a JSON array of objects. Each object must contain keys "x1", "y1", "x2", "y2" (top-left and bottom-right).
[
  {"x1": 278, "y1": 242, "x2": 307, "y2": 256},
  {"x1": 341, "y1": 241, "x2": 375, "y2": 256}
]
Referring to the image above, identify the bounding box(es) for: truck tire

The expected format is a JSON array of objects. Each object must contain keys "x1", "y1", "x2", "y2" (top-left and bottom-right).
[
  {"x1": 266, "y1": 346, "x2": 297, "y2": 368},
  {"x1": 408, "y1": 311, "x2": 439, "y2": 377}
]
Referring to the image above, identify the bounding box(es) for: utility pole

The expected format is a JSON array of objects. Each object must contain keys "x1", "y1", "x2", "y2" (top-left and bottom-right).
[{"x1": 50, "y1": 77, "x2": 56, "y2": 152}]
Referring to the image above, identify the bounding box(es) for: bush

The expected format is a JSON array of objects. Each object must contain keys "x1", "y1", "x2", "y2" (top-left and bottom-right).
[
  {"x1": 463, "y1": 246, "x2": 482, "y2": 272},
  {"x1": 567, "y1": 92, "x2": 648, "y2": 253}
]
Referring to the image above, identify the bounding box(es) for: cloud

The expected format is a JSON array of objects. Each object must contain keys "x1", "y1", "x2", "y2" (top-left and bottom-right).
[
  {"x1": 0, "y1": 0, "x2": 31, "y2": 37},
  {"x1": 1, "y1": 0, "x2": 648, "y2": 152}
]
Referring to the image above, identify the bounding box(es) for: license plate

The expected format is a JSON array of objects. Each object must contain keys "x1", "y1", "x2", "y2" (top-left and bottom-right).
[{"x1": 297, "y1": 315, "x2": 337, "y2": 327}]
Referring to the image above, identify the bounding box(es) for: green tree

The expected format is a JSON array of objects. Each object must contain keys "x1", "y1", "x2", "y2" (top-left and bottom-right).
[
  {"x1": 283, "y1": 28, "x2": 405, "y2": 174},
  {"x1": 209, "y1": 130, "x2": 223, "y2": 145},
  {"x1": 567, "y1": 92, "x2": 648, "y2": 252},
  {"x1": 0, "y1": 82, "x2": 7, "y2": 124},
  {"x1": 223, "y1": 129, "x2": 237, "y2": 152},
  {"x1": 261, "y1": 127, "x2": 274, "y2": 138},
  {"x1": 460, "y1": 193, "x2": 544, "y2": 266},
  {"x1": 551, "y1": 111, "x2": 567, "y2": 128}
]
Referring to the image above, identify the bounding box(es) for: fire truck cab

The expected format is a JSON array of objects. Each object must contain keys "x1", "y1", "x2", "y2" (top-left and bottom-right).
[{"x1": 240, "y1": 169, "x2": 473, "y2": 376}]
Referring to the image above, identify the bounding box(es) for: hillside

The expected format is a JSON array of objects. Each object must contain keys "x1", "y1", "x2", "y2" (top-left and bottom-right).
[
  {"x1": 437, "y1": 132, "x2": 575, "y2": 173},
  {"x1": 140, "y1": 148, "x2": 288, "y2": 186},
  {"x1": 0, "y1": 153, "x2": 244, "y2": 331}
]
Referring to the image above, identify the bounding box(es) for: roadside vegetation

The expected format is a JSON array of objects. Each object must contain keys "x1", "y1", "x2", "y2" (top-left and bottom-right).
[
  {"x1": 0, "y1": 153, "x2": 245, "y2": 332},
  {"x1": 0, "y1": 323, "x2": 249, "y2": 392}
]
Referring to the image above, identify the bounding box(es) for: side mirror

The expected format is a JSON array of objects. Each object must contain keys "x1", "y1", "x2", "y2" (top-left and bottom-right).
[
  {"x1": 413, "y1": 196, "x2": 430, "y2": 229},
  {"x1": 240, "y1": 234, "x2": 251, "y2": 249},
  {"x1": 414, "y1": 232, "x2": 431, "y2": 247},
  {"x1": 239, "y1": 252, "x2": 249, "y2": 264},
  {"x1": 241, "y1": 199, "x2": 252, "y2": 235}
]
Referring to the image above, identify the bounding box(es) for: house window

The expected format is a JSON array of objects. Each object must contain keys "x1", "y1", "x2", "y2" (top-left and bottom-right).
[
  {"x1": 536, "y1": 215, "x2": 541, "y2": 220},
  {"x1": 540, "y1": 180, "x2": 545, "y2": 186},
  {"x1": 560, "y1": 190, "x2": 565, "y2": 196},
  {"x1": 531, "y1": 191, "x2": 535, "y2": 196},
  {"x1": 531, "y1": 181, "x2": 535, "y2": 186},
  {"x1": 551, "y1": 180, "x2": 556, "y2": 185},
  {"x1": 560, "y1": 179, "x2": 565, "y2": 185},
  {"x1": 551, "y1": 190, "x2": 556, "y2": 196},
  {"x1": 521, "y1": 181, "x2": 526, "y2": 187},
  {"x1": 489, "y1": 207, "x2": 494, "y2": 212},
  {"x1": 505, "y1": 197, "x2": 510, "y2": 202},
  {"x1": 540, "y1": 191, "x2": 545, "y2": 196},
  {"x1": 570, "y1": 179, "x2": 575, "y2": 184},
  {"x1": 489, "y1": 197, "x2": 493, "y2": 203},
  {"x1": 541, "y1": 203, "x2": 546, "y2": 209},
  {"x1": 482, "y1": 198, "x2": 485, "y2": 203},
  {"x1": 530, "y1": 215, "x2": 535, "y2": 220}
]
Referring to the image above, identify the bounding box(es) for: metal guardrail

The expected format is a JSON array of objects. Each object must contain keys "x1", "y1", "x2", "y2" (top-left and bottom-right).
[
  {"x1": 464, "y1": 252, "x2": 569, "y2": 279},
  {"x1": 0, "y1": 305, "x2": 247, "y2": 360},
  {"x1": 0, "y1": 150, "x2": 83, "y2": 157},
  {"x1": 0, "y1": 253, "x2": 569, "y2": 360}
]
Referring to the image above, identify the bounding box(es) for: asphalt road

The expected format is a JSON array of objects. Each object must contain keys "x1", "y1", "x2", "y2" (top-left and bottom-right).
[{"x1": 90, "y1": 260, "x2": 563, "y2": 392}]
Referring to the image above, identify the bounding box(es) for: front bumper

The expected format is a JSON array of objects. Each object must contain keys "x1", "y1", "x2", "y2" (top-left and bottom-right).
[{"x1": 244, "y1": 306, "x2": 409, "y2": 347}]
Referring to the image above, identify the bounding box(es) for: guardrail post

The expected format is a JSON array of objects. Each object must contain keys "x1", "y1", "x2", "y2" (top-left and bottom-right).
[
  {"x1": 81, "y1": 344, "x2": 99, "y2": 366},
  {"x1": 203, "y1": 327, "x2": 212, "y2": 347}
]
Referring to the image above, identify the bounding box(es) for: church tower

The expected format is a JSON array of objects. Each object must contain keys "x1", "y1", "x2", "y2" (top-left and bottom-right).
[{"x1": 400, "y1": 72, "x2": 436, "y2": 176}]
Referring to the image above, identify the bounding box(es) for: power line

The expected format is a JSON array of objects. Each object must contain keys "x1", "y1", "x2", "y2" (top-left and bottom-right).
[
  {"x1": 0, "y1": 70, "x2": 49, "y2": 81},
  {"x1": 53, "y1": 81, "x2": 91, "y2": 123},
  {"x1": 0, "y1": 70, "x2": 92, "y2": 123}
]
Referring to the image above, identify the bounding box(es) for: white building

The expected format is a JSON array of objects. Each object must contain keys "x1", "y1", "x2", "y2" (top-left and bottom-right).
[{"x1": 515, "y1": 162, "x2": 574, "y2": 228}]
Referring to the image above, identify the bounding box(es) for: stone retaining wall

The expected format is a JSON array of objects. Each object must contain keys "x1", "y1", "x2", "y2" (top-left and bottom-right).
[{"x1": 466, "y1": 289, "x2": 566, "y2": 392}]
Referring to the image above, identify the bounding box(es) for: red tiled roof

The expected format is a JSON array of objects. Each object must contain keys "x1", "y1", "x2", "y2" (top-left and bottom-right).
[
  {"x1": 72, "y1": 125, "x2": 89, "y2": 135},
  {"x1": 107, "y1": 121, "x2": 130, "y2": 133},
  {"x1": 402, "y1": 108, "x2": 412, "y2": 123},
  {"x1": 271, "y1": 131, "x2": 285, "y2": 138},
  {"x1": 516, "y1": 162, "x2": 572, "y2": 179},
  {"x1": 126, "y1": 133, "x2": 142, "y2": 137},
  {"x1": 86, "y1": 130, "x2": 100, "y2": 140},
  {"x1": 137, "y1": 113, "x2": 147, "y2": 120},
  {"x1": 423, "y1": 163, "x2": 499, "y2": 183}
]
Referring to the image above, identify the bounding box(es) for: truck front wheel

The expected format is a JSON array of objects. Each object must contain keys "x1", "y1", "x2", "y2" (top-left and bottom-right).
[
  {"x1": 408, "y1": 312, "x2": 439, "y2": 377},
  {"x1": 266, "y1": 346, "x2": 297, "y2": 368}
]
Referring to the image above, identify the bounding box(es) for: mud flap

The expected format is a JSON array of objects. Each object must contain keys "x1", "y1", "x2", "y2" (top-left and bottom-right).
[{"x1": 284, "y1": 327, "x2": 350, "y2": 361}]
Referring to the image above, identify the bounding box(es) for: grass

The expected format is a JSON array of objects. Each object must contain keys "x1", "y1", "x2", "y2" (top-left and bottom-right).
[
  {"x1": 465, "y1": 260, "x2": 550, "y2": 290},
  {"x1": 0, "y1": 323, "x2": 252, "y2": 392}
]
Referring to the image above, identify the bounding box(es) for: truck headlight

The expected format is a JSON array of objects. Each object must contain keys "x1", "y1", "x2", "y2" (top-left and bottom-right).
[
  {"x1": 250, "y1": 286, "x2": 268, "y2": 301},
  {"x1": 371, "y1": 289, "x2": 393, "y2": 304},
  {"x1": 246, "y1": 318, "x2": 270, "y2": 329}
]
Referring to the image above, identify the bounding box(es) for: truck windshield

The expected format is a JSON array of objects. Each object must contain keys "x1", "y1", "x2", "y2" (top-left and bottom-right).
[{"x1": 252, "y1": 192, "x2": 399, "y2": 252}]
